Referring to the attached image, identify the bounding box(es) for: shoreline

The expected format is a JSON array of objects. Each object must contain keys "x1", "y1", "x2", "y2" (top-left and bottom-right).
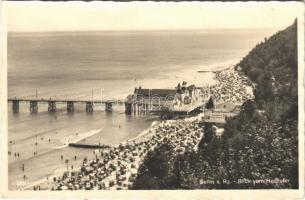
[
  {"x1": 51, "y1": 129, "x2": 103, "y2": 150},
  {"x1": 47, "y1": 65, "x2": 254, "y2": 190},
  {"x1": 197, "y1": 64, "x2": 235, "y2": 73},
  {"x1": 19, "y1": 119, "x2": 159, "y2": 190},
  {"x1": 8, "y1": 112, "x2": 152, "y2": 191},
  {"x1": 51, "y1": 113, "x2": 205, "y2": 190},
  {"x1": 15, "y1": 120, "x2": 158, "y2": 191},
  {"x1": 116, "y1": 120, "x2": 160, "y2": 147},
  {"x1": 12, "y1": 64, "x2": 254, "y2": 191}
]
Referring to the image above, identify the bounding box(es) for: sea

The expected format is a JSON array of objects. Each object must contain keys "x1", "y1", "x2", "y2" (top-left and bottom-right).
[{"x1": 7, "y1": 29, "x2": 276, "y2": 190}]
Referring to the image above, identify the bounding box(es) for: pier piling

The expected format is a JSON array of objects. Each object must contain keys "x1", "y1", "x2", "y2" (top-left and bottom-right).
[
  {"x1": 9, "y1": 98, "x2": 128, "y2": 113},
  {"x1": 146, "y1": 104, "x2": 149, "y2": 113},
  {"x1": 48, "y1": 101, "x2": 56, "y2": 112},
  {"x1": 125, "y1": 103, "x2": 132, "y2": 115},
  {"x1": 12, "y1": 100, "x2": 19, "y2": 113},
  {"x1": 105, "y1": 102, "x2": 113, "y2": 112},
  {"x1": 67, "y1": 101, "x2": 74, "y2": 113},
  {"x1": 86, "y1": 102, "x2": 93, "y2": 113},
  {"x1": 133, "y1": 103, "x2": 137, "y2": 115},
  {"x1": 30, "y1": 101, "x2": 38, "y2": 113},
  {"x1": 137, "y1": 104, "x2": 140, "y2": 115}
]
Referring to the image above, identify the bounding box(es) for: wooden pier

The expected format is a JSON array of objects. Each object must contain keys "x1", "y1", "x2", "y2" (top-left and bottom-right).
[
  {"x1": 8, "y1": 98, "x2": 125, "y2": 114},
  {"x1": 8, "y1": 87, "x2": 204, "y2": 116},
  {"x1": 8, "y1": 97, "x2": 164, "y2": 115}
]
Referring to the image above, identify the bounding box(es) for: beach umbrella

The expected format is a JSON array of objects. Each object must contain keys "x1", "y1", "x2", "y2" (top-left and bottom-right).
[
  {"x1": 86, "y1": 166, "x2": 93, "y2": 172},
  {"x1": 61, "y1": 185, "x2": 68, "y2": 190}
]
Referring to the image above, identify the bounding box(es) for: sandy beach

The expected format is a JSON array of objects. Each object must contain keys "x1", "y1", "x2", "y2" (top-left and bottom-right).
[
  {"x1": 8, "y1": 111, "x2": 152, "y2": 190},
  {"x1": 16, "y1": 120, "x2": 161, "y2": 191},
  {"x1": 8, "y1": 63, "x2": 255, "y2": 191},
  {"x1": 4, "y1": 2, "x2": 300, "y2": 195},
  {"x1": 51, "y1": 114, "x2": 205, "y2": 190},
  {"x1": 45, "y1": 66, "x2": 254, "y2": 190},
  {"x1": 7, "y1": 28, "x2": 263, "y2": 191}
]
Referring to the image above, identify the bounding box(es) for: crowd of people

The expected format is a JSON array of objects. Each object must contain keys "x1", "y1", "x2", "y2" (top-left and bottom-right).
[
  {"x1": 43, "y1": 67, "x2": 253, "y2": 190},
  {"x1": 51, "y1": 115, "x2": 204, "y2": 190},
  {"x1": 207, "y1": 68, "x2": 254, "y2": 104}
]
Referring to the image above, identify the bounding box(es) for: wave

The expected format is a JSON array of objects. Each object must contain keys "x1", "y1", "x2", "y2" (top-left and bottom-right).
[
  {"x1": 116, "y1": 120, "x2": 161, "y2": 147},
  {"x1": 51, "y1": 129, "x2": 102, "y2": 150}
]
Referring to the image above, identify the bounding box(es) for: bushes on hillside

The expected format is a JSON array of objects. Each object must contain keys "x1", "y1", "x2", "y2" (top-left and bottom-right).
[{"x1": 132, "y1": 20, "x2": 298, "y2": 189}]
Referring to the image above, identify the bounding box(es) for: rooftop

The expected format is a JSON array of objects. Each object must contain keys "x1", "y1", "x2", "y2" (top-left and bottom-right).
[{"x1": 134, "y1": 88, "x2": 177, "y2": 98}]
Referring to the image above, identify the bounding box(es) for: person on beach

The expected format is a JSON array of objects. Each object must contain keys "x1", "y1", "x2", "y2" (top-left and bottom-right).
[
  {"x1": 17, "y1": 153, "x2": 20, "y2": 158},
  {"x1": 22, "y1": 164, "x2": 24, "y2": 172},
  {"x1": 71, "y1": 165, "x2": 73, "y2": 171},
  {"x1": 74, "y1": 155, "x2": 77, "y2": 160},
  {"x1": 61, "y1": 155, "x2": 63, "y2": 161},
  {"x1": 14, "y1": 153, "x2": 16, "y2": 158},
  {"x1": 48, "y1": 138, "x2": 51, "y2": 143}
]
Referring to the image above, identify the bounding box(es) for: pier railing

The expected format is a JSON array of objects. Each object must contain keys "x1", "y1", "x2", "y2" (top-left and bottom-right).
[
  {"x1": 8, "y1": 98, "x2": 125, "y2": 114},
  {"x1": 8, "y1": 92, "x2": 205, "y2": 116}
]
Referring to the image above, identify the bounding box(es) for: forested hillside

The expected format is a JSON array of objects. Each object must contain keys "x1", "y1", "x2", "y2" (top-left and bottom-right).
[
  {"x1": 237, "y1": 19, "x2": 298, "y2": 120},
  {"x1": 132, "y1": 20, "x2": 299, "y2": 189}
]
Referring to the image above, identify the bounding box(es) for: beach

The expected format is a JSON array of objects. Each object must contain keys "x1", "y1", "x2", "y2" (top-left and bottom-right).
[
  {"x1": 7, "y1": 29, "x2": 270, "y2": 190},
  {"x1": 8, "y1": 63, "x2": 255, "y2": 190},
  {"x1": 209, "y1": 66, "x2": 254, "y2": 104},
  {"x1": 46, "y1": 65, "x2": 254, "y2": 190},
  {"x1": 51, "y1": 114, "x2": 205, "y2": 190},
  {"x1": 8, "y1": 110, "x2": 153, "y2": 190}
]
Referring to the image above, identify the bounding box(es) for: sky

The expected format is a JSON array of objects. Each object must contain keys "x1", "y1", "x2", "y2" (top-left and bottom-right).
[{"x1": 4, "y1": 1, "x2": 303, "y2": 32}]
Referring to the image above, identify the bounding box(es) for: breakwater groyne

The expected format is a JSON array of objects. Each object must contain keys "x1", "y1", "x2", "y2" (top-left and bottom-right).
[{"x1": 68, "y1": 143, "x2": 110, "y2": 149}]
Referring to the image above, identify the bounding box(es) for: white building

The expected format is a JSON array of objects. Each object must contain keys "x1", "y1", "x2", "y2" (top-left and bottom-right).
[{"x1": 173, "y1": 82, "x2": 203, "y2": 109}]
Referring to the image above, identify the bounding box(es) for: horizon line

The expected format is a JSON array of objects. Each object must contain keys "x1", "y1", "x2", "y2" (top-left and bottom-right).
[{"x1": 8, "y1": 27, "x2": 280, "y2": 34}]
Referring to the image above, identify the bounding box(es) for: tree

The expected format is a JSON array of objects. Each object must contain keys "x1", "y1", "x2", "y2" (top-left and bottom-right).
[
  {"x1": 198, "y1": 122, "x2": 214, "y2": 149},
  {"x1": 132, "y1": 174, "x2": 160, "y2": 189},
  {"x1": 205, "y1": 97, "x2": 214, "y2": 109},
  {"x1": 132, "y1": 21, "x2": 299, "y2": 190},
  {"x1": 132, "y1": 142, "x2": 175, "y2": 189},
  {"x1": 240, "y1": 100, "x2": 257, "y2": 120}
]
